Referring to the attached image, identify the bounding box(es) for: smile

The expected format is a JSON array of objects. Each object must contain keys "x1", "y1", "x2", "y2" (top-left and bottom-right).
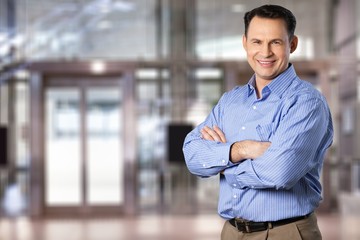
[{"x1": 257, "y1": 60, "x2": 276, "y2": 66}]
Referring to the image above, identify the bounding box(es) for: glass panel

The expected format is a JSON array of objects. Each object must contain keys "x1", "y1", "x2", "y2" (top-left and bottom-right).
[
  {"x1": 45, "y1": 89, "x2": 81, "y2": 206},
  {"x1": 86, "y1": 88, "x2": 123, "y2": 205},
  {"x1": 358, "y1": 77, "x2": 360, "y2": 102},
  {"x1": 196, "y1": 0, "x2": 246, "y2": 60},
  {"x1": 0, "y1": 85, "x2": 8, "y2": 125},
  {"x1": 15, "y1": 82, "x2": 29, "y2": 168},
  {"x1": 352, "y1": 162, "x2": 360, "y2": 193},
  {"x1": 136, "y1": 68, "x2": 170, "y2": 211},
  {"x1": 197, "y1": 82, "x2": 222, "y2": 103},
  {"x1": 187, "y1": 68, "x2": 223, "y2": 212},
  {"x1": 139, "y1": 169, "x2": 159, "y2": 208},
  {"x1": 137, "y1": 82, "x2": 158, "y2": 101},
  {"x1": 16, "y1": 0, "x2": 158, "y2": 60},
  {"x1": 187, "y1": 68, "x2": 223, "y2": 126},
  {"x1": 14, "y1": 82, "x2": 30, "y2": 212}
]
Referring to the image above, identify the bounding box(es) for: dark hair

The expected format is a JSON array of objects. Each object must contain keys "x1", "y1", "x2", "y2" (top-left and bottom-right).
[{"x1": 244, "y1": 5, "x2": 297, "y2": 40}]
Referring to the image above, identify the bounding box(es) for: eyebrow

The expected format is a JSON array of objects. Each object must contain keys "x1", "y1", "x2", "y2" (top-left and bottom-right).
[{"x1": 248, "y1": 38, "x2": 284, "y2": 42}]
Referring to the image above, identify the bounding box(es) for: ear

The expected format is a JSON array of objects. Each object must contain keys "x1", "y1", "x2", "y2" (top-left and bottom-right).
[
  {"x1": 290, "y1": 35, "x2": 298, "y2": 53},
  {"x1": 242, "y1": 34, "x2": 248, "y2": 51}
]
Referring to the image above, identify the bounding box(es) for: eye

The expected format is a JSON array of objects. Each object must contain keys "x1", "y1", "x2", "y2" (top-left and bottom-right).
[
  {"x1": 272, "y1": 40, "x2": 282, "y2": 45},
  {"x1": 251, "y1": 40, "x2": 261, "y2": 45}
]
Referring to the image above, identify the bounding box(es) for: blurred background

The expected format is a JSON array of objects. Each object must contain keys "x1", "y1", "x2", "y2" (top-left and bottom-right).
[{"x1": 0, "y1": 0, "x2": 359, "y2": 239}]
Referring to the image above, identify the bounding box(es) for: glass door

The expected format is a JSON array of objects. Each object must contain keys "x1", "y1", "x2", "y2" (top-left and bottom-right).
[
  {"x1": 45, "y1": 80, "x2": 123, "y2": 214},
  {"x1": 86, "y1": 88, "x2": 123, "y2": 205},
  {"x1": 45, "y1": 89, "x2": 82, "y2": 206}
]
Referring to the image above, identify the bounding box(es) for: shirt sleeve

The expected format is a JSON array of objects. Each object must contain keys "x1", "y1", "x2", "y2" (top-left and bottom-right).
[
  {"x1": 183, "y1": 92, "x2": 236, "y2": 177},
  {"x1": 223, "y1": 94, "x2": 333, "y2": 190}
]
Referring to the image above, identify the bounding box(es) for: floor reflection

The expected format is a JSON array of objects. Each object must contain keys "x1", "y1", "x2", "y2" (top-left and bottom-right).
[{"x1": 0, "y1": 213, "x2": 358, "y2": 240}]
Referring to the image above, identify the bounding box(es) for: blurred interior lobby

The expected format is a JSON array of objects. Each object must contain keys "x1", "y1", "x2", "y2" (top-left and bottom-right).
[{"x1": 1, "y1": 0, "x2": 360, "y2": 239}]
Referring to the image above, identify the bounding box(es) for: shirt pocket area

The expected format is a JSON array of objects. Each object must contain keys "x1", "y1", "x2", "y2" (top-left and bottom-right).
[{"x1": 256, "y1": 123, "x2": 274, "y2": 141}]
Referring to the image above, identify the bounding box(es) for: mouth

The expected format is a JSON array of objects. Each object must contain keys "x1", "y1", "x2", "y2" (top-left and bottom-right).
[{"x1": 257, "y1": 60, "x2": 276, "y2": 67}]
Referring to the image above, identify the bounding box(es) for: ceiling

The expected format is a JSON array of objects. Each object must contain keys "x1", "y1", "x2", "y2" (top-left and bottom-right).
[{"x1": 0, "y1": 0, "x2": 331, "y2": 61}]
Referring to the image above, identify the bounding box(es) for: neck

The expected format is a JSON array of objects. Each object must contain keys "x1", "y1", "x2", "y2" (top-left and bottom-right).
[{"x1": 255, "y1": 79, "x2": 270, "y2": 99}]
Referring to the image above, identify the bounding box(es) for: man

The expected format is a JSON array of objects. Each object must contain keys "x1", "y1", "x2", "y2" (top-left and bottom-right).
[{"x1": 183, "y1": 4, "x2": 333, "y2": 240}]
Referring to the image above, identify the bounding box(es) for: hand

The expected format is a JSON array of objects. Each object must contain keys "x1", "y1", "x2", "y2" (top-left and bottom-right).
[
  {"x1": 201, "y1": 126, "x2": 227, "y2": 175},
  {"x1": 201, "y1": 125, "x2": 226, "y2": 143},
  {"x1": 230, "y1": 140, "x2": 271, "y2": 163}
]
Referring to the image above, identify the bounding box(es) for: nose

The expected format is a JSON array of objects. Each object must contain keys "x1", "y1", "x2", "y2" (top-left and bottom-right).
[{"x1": 260, "y1": 44, "x2": 272, "y2": 57}]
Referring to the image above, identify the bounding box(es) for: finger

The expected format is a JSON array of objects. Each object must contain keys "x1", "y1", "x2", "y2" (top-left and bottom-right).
[
  {"x1": 202, "y1": 126, "x2": 217, "y2": 141},
  {"x1": 260, "y1": 141, "x2": 271, "y2": 149},
  {"x1": 201, "y1": 128, "x2": 215, "y2": 141},
  {"x1": 203, "y1": 126, "x2": 221, "y2": 142},
  {"x1": 213, "y1": 125, "x2": 226, "y2": 143}
]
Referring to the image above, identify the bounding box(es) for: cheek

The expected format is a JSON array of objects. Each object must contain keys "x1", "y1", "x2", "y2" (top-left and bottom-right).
[
  {"x1": 246, "y1": 48, "x2": 258, "y2": 57},
  {"x1": 273, "y1": 48, "x2": 289, "y2": 59}
]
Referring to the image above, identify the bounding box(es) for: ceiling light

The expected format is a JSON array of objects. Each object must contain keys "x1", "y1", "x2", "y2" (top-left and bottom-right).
[{"x1": 90, "y1": 60, "x2": 106, "y2": 74}]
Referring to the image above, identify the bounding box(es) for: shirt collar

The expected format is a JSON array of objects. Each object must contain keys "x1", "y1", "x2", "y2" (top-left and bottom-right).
[
  {"x1": 247, "y1": 77, "x2": 256, "y2": 96},
  {"x1": 247, "y1": 64, "x2": 297, "y2": 99}
]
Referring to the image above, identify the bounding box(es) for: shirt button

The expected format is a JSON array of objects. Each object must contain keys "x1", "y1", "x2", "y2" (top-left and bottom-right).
[
  {"x1": 241, "y1": 126, "x2": 246, "y2": 130},
  {"x1": 221, "y1": 159, "x2": 226, "y2": 164},
  {"x1": 253, "y1": 105, "x2": 257, "y2": 110},
  {"x1": 233, "y1": 184, "x2": 237, "y2": 187},
  {"x1": 202, "y1": 164, "x2": 206, "y2": 167},
  {"x1": 233, "y1": 195, "x2": 237, "y2": 198}
]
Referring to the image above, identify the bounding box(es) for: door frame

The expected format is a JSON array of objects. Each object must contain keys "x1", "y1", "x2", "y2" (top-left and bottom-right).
[
  {"x1": 29, "y1": 62, "x2": 137, "y2": 217},
  {"x1": 44, "y1": 78, "x2": 124, "y2": 216}
]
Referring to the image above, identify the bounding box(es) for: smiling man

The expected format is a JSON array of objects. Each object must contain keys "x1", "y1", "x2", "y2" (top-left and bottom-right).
[
  {"x1": 183, "y1": 5, "x2": 333, "y2": 240},
  {"x1": 243, "y1": 12, "x2": 298, "y2": 99}
]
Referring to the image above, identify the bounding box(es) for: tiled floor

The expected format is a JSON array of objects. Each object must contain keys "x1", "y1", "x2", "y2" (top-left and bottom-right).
[{"x1": 0, "y1": 212, "x2": 358, "y2": 240}]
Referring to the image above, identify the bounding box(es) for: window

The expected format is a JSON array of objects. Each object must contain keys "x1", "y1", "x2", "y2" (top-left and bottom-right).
[{"x1": 352, "y1": 161, "x2": 360, "y2": 193}]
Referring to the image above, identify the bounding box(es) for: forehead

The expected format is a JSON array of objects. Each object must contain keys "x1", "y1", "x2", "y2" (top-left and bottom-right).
[{"x1": 247, "y1": 16, "x2": 288, "y2": 38}]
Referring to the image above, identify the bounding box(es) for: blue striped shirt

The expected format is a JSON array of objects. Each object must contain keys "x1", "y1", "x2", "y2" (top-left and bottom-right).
[{"x1": 183, "y1": 64, "x2": 333, "y2": 221}]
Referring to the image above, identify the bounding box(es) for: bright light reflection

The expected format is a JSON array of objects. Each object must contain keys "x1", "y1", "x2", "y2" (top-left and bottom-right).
[
  {"x1": 195, "y1": 68, "x2": 222, "y2": 79},
  {"x1": 90, "y1": 61, "x2": 106, "y2": 74}
]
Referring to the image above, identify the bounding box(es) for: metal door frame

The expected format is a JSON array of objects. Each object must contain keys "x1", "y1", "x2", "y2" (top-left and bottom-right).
[
  {"x1": 29, "y1": 62, "x2": 137, "y2": 217},
  {"x1": 44, "y1": 77, "x2": 124, "y2": 216}
]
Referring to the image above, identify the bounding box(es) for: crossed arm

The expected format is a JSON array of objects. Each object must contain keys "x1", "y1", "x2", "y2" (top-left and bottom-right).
[
  {"x1": 201, "y1": 125, "x2": 271, "y2": 164},
  {"x1": 184, "y1": 94, "x2": 332, "y2": 190}
]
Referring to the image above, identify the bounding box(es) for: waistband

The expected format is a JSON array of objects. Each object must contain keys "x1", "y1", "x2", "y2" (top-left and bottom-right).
[{"x1": 228, "y1": 212, "x2": 313, "y2": 233}]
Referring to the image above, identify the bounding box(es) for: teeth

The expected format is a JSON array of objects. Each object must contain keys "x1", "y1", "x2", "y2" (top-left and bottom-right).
[{"x1": 258, "y1": 61, "x2": 274, "y2": 65}]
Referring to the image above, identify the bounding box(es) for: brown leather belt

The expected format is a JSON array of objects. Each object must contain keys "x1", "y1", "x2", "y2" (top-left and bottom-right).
[{"x1": 229, "y1": 212, "x2": 312, "y2": 233}]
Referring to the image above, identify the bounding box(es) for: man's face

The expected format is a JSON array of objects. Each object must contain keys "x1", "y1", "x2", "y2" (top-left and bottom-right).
[{"x1": 243, "y1": 16, "x2": 298, "y2": 83}]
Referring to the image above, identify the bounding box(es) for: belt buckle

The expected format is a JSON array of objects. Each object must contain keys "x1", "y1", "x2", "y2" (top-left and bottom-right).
[
  {"x1": 244, "y1": 222, "x2": 251, "y2": 233},
  {"x1": 234, "y1": 219, "x2": 252, "y2": 233}
]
